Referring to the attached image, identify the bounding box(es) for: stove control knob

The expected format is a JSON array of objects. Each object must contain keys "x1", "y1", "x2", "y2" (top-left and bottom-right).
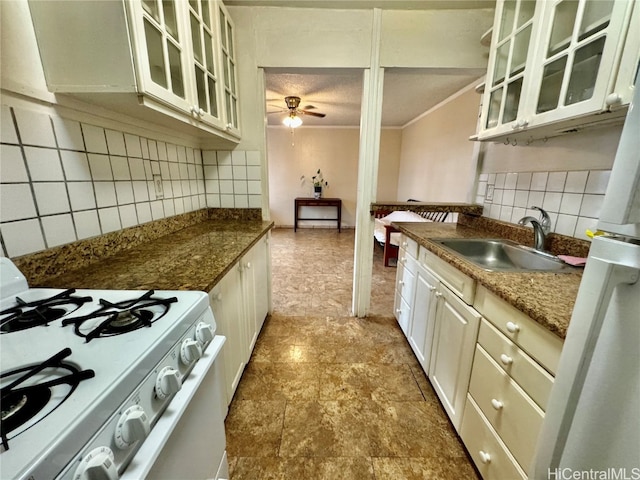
[
  {"x1": 114, "y1": 405, "x2": 150, "y2": 449},
  {"x1": 73, "y1": 446, "x2": 118, "y2": 480},
  {"x1": 195, "y1": 321, "x2": 214, "y2": 344},
  {"x1": 155, "y1": 366, "x2": 182, "y2": 399},
  {"x1": 180, "y1": 338, "x2": 202, "y2": 365}
]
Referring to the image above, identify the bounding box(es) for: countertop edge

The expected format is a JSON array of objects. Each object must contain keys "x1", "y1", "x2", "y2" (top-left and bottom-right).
[{"x1": 394, "y1": 222, "x2": 581, "y2": 340}]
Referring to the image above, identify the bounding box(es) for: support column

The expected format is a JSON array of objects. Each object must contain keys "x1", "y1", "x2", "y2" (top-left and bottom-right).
[{"x1": 352, "y1": 9, "x2": 383, "y2": 317}]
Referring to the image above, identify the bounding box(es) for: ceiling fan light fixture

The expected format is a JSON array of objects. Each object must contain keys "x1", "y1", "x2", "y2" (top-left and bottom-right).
[{"x1": 283, "y1": 113, "x2": 302, "y2": 128}]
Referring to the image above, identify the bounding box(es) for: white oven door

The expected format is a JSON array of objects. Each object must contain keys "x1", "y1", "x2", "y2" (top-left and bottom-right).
[{"x1": 121, "y1": 336, "x2": 228, "y2": 480}]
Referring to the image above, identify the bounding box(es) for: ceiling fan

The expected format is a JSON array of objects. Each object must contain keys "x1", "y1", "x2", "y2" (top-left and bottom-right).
[{"x1": 268, "y1": 96, "x2": 326, "y2": 127}]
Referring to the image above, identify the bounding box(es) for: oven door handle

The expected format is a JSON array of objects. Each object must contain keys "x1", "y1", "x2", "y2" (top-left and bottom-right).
[{"x1": 119, "y1": 336, "x2": 225, "y2": 480}]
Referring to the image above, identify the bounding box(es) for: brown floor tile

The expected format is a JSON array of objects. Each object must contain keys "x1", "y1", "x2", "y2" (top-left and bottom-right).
[
  {"x1": 372, "y1": 456, "x2": 480, "y2": 480},
  {"x1": 225, "y1": 229, "x2": 478, "y2": 480}
]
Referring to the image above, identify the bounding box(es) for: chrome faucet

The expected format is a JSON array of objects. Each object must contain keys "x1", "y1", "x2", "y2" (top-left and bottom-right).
[{"x1": 518, "y1": 206, "x2": 551, "y2": 251}]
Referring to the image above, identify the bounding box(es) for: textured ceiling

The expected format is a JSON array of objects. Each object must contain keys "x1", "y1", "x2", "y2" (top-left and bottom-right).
[
  {"x1": 266, "y1": 68, "x2": 484, "y2": 127},
  {"x1": 256, "y1": 1, "x2": 493, "y2": 128}
]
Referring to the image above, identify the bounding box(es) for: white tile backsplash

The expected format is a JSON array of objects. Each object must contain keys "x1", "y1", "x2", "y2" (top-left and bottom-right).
[
  {"x1": 564, "y1": 171, "x2": 588, "y2": 193},
  {"x1": 1, "y1": 184, "x2": 38, "y2": 221},
  {"x1": 530, "y1": 172, "x2": 548, "y2": 191},
  {"x1": 1, "y1": 106, "x2": 256, "y2": 258},
  {"x1": 1, "y1": 106, "x2": 19, "y2": 144},
  {"x1": 60, "y1": 151, "x2": 92, "y2": 181},
  {"x1": 32, "y1": 182, "x2": 70, "y2": 215},
  {"x1": 98, "y1": 207, "x2": 122, "y2": 233},
  {"x1": 105, "y1": 130, "x2": 127, "y2": 156},
  {"x1": 82, "y1": 124, "x2": 108, "y2": 153},
  {"x1": 14, "y1": 108, "x2": 56, "y2": 147},
  {"x1": 559, "y1": 193, "x2": 583, "y2": 215},
  {"x1": 68, "y1": 182, "x2": 97, "y2": 211},
  {"x1": 88, "y1": 154, "x2": 113, "y2": 180},
  {"x1": 111, "y1": 156, "x2": 131, "y2": 180},
  {"x1": 51, "y1": 117, "x2": 85, "y2": 151},
  {"x1": 41, "y1": 213, "x2": 76, "y2": 247},
  {"x1": 585, "y1": 170, "x2": 611, "y2": 194},
  {"x1": 125, "y1": 134, "x2": 143, "y2": 158},
  {"x1": 74, "y1": 210, "x2": 101, "y2": 240},
  {"x1": 1, "y1": 145, "x2": 29, "y2": 182},
  {"x1": 1, "y1": 219, "x2": 45, "y2": 256},
  {"x1": 477, "y1": 168, "x2": 612, "y2": 241},
  {"x1": 547, "y1": 171, "x2": 567, "y2": 192},
  {"x1": 24, "y1": 147, "x2": 64, "y2": 181}
]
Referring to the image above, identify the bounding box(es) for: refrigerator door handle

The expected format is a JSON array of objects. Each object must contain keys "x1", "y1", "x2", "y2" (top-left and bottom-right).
[{"x1": 532, "y1": 253, "x2": 639, "y2": 479}]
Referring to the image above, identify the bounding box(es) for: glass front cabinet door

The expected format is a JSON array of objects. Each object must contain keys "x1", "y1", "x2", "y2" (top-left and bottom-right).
[
  {"x1": 479, "y1": 0, "x2": 638, "y2": 142},
  {"x1": 128, "y1": 0, "x2": 239, "y2": 136}
]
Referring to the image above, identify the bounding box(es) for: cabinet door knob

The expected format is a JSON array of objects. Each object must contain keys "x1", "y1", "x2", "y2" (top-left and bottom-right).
[
  {"x1": 435, "y1": 292, "x2": 443, "y2": 298},
  {"x1": 395, "y1": 308, "x2": 402, "y2": 314},
  {"x1": 491, "y1": 399, "x2": 504, "y2": 410},
  {"x1": 399, "y1": 280, "x2": 405, "y2": 286},
  {"x1": 479, "y1": 451, "x2": 491, "y2": 464},
  {"x1": 402, "y1": 241, "x2": 408, "y2": 247},
  {"x1": 500, "y1": 353, "x2": 513, "y2": 365},
  {"x1": 506, "y1": 321, "x2": 520, "y2": 333},
  {"x1": 428, "y1": 285, "x2": 436, "y2": 292},
  {"x1": 605, "y1": 93, "x2": 622, "y2": 106}
]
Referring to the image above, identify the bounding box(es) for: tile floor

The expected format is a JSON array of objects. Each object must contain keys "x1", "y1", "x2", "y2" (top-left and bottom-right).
[{"x1": 225, "y1": 228, "x2": 479, "y2": 479}]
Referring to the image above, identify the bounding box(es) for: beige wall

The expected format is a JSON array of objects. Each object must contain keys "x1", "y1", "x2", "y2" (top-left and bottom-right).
[
  {"x1": 396, "y1": 85, "x2": 480, "y2": 202},
  {"x1": 267, "y1": 127, "x2": 401, "y2": 227},
  {"x1": 480, "y1": 124, "x2": 621, "y2": 174}
]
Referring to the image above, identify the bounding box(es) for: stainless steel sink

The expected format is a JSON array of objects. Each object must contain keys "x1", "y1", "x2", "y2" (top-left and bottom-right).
[{"x1": 431, "y1": 238, "x2": 577, "y2": 272}]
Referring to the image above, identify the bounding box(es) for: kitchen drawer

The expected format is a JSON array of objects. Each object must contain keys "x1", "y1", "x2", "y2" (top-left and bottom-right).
[
  {"x1": 420, "y1": 247, "x2": 475, "y2": 305},
  {"x1": 474, "y1": 285, "x2": 563, "y2": 375},
  {"x1": 399, "y1": 235, "x2": 418, "y2": 259},
  {"x1": 460, "y1": 395, "x2": 526, "y2": 480},
  {"x1": 478, "y1": 318, "x2": 555, "y2": 410},
  {"x1": 469, "y1": 344, "x2": 544, "y2": 475},
  {"x1": 399, "y1": 246, "x2": 418, "y2": 276}
]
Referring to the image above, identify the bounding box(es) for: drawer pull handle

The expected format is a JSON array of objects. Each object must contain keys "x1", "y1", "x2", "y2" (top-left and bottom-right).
[
  {"x1": 500, "y1": 354, "x2": 513, "y2": 365},
  {"x1": 479, "y1": 451, "x2": 491, "y2": 464},
  {"x1": 396, "y1": 308, "x2": 402, "y2": 314},
  {"x1": 428, "y1": 285, "x2": 436, "y2": 292},
  {"x1": 491, "y1": 399, "x2": 504, "y2": 410},
  {"x1": 402, "y1": 242, "x2": 408, "y2": 247},
  {"x1": 435, "y1": 292, "x2": 443, "y2": 298},
  {"x1": 506, "y1": 321, "x2": 520, "y2": 333}
]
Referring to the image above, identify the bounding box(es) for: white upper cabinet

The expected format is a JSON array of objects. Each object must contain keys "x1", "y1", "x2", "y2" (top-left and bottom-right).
[
  {"x1": 28, "y1": 0, "x2": 239, "y2": 141},
  {"x1": 218, "y1": 2, "x2": 240, "y2": 136},
  {"x1": 479, "y1": 0, "x2": 639, "y2": 142}
]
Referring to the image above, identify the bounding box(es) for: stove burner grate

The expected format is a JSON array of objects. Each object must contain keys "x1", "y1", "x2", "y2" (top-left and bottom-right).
[
  {"x1": 0, "y1": 289, "x2": 93, "y2": 333},
  {"x1": 0, "y1": 348, "x2": 95, "y2": 451},
  {"x1": 62, "y1": 290, "x2": 177, "y2": 342}
]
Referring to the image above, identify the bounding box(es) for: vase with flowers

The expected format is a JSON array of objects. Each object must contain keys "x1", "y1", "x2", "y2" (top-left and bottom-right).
[{"x1": 301, "y1": 169, "x2": 329, "y2": 199}]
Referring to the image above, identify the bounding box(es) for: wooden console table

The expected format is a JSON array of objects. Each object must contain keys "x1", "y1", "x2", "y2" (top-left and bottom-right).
[{"x1": 294, "y1": 197, "x2": 342, "y2": 232}]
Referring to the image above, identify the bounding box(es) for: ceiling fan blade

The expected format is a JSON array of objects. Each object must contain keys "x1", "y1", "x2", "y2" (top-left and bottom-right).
[
  {"x1": 302, "y1": 104, "x2": 317, "y2": 110},
  {"x1": 299, "y1": 110, "x2": 326, "y2": 118}
]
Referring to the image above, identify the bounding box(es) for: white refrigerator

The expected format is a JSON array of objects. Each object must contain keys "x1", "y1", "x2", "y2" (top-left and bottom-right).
[{"x1": 532, "y1": 78, "x2": 640, "y2": 478}]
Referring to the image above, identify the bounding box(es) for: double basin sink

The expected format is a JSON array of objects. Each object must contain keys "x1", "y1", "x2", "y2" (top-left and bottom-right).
[{"x1": 431, "y1": 238, "x2": 577, "y2": 273}]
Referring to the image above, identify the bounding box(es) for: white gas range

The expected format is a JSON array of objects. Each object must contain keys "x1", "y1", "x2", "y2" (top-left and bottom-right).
[{"x1": 0, "y1": 258, "x2": 229, "y2": 480}]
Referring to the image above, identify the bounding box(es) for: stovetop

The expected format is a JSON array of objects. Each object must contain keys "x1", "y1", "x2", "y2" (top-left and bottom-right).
[{"x1": 0, "y1": 262, "x2": 212, "y2": 479}]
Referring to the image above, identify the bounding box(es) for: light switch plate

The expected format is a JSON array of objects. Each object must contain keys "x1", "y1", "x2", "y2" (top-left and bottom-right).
[
  {"x1": 485, "y1": 184, "x2": 494, "y2": 201},
  {"x1": 153, "y1": 174, "x2": 164, "y2": 199}
]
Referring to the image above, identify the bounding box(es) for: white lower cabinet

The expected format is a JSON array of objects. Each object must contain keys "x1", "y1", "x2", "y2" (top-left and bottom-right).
[
  {"x1": 209, "y1": 264, "x2": 244, "y2": 404},
  {"x1": 395, "y1": 241, "x2": 564, "y2": 480},
  {"x1": 393, "y1": 236, "x2": 418, "y2": 336},
  {"x1": 209, "y1": 233, "x2": 271, "y2": 406},
  {"x1": 463, "y1": 286, "x2": 564, "y2": 478},
  {"x1": 407, "y1": 263, "x2": 439, "y2": 371},
  {"x1": 461, "y1": 395, "x2": 527, "y2": 480},
  {"x1": 428, "y1": 283, "x2": 481, "y2": 431}
]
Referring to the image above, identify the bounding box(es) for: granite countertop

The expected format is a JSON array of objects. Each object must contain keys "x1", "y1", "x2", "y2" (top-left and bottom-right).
[
  {"x1": 393, "y1": 221, "x2": 583, "y2": 340},
  {"x1": 43, "y1": 220, "x2": 274, "y2": 293},
  {"x1": 371, "y1": 202, "x2": 483, "y2": 216}
]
